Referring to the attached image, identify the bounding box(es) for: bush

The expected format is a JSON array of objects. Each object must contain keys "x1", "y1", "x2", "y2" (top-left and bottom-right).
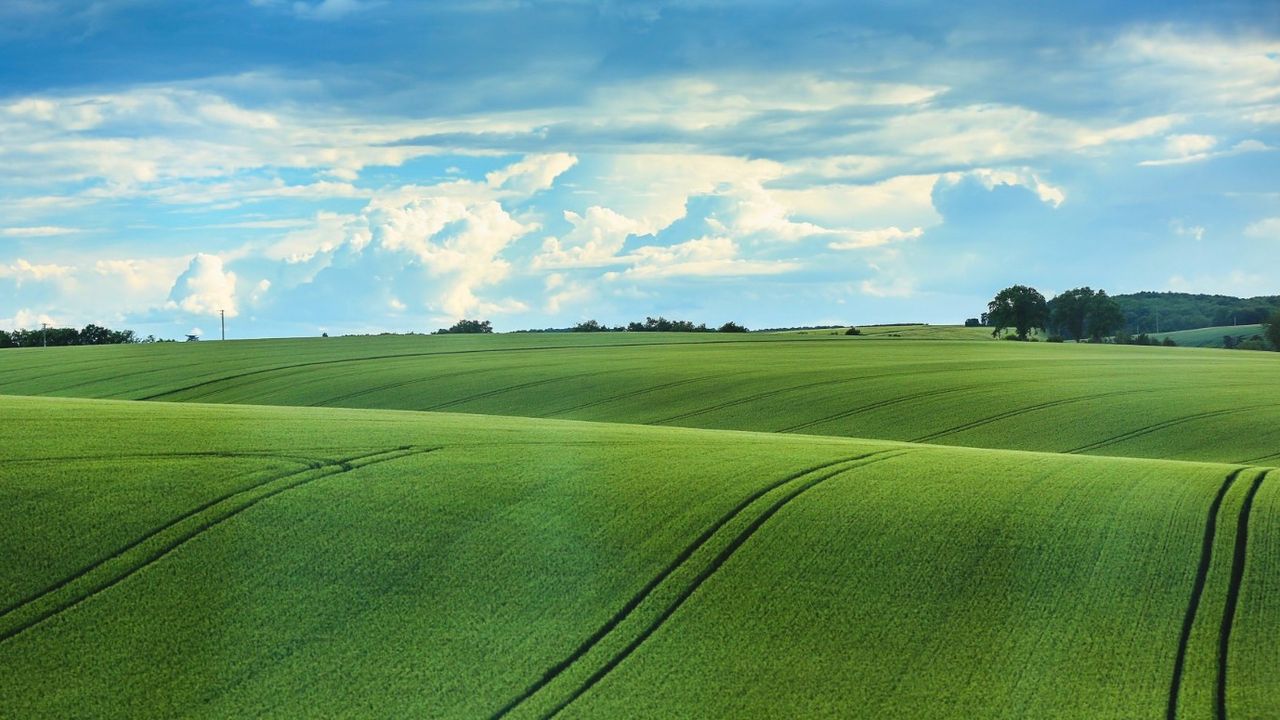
[
  {"x1": 1240, "y1": 338, "x2": 1268, "y2": 351},
  {"x1": 573, "y1": 320, "x2": 606, "y2": 332},
  {"x1": 1047, "y1": 335, "x2": 1064, "y2": 343},
  {"x1": 436, "y1": 319, "x2": 493, "y2": 334},
  {"x1": 964, "y1": 318, "x2": 982, "y2": 328},
  {"x1": 718, "y1": 321, "x2": 749, "y2": 333},
  {"x1": 845, "y1": 327, "x2": 861, "y2": 336}
]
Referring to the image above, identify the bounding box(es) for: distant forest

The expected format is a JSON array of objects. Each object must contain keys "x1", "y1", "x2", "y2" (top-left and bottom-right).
[{"x1": 1112, "y1": 292, "x2": 1280, "y2": 333}]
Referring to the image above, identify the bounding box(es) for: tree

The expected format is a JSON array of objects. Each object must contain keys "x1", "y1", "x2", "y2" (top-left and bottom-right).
[
  {"x1": 987, "y1": 285, "x2": 1048, "y2": 341},
  {"x1": 718, "y1": 321, "x2": 748, "y2": 333},
  {"x1": 572, "y1": 320, "x2": 605, "y2": 332},
  {"x1": 964, "y1": 318, "x2": 982, "y2": 327},
  {"x1": 1049, "y1": 287, "x2": 1095, "y2": 341},
  {"x1": 1087, "y1": 290, "x2": 1125, "y2": 342},
  {"x1": 1264, "y1": 309, "x2": 1280, "y2": 351},
  {"x1": 437, "y1": 319, "x2": 493, "y2": 334}
]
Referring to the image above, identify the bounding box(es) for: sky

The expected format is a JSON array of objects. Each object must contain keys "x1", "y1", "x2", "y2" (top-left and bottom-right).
[{"x1": 0, "y1": 0, "x2": 1277, "y2": 338}]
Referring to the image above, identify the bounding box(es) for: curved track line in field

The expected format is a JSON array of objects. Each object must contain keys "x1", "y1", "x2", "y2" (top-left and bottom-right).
[
  {"x1": 423, "y1": 371, "x2": 611, "y2": 412},
  {"x1": 541, "y1": 375, "x2": 724, "y2": 418},
  {"x1": 132, "y1": 337, "x2": 858, "y2": 402},
  {"x1": 910, "y1": 387, "x2": 1152, "y2": 444},
  {"x1": 490, "y1": 450, "x2": 906, "y2": 720},
  {"x1": 307, "y1": 365, "x2": 497, "y2": 407},
  {"x1": 1233, "y1": 452, "x2": 1280, "y2": 467},
  {"x1": 0, "y1": 445, "x2": 440, "y2": 645},
  {"x1": 0, "y1": 449, "x2": 330, "y2": 467},
  {"x1": 649, "y1": 362, "x2": 994, "y2": 426},
  {"x1": 1216, "y1": 469, "x2": 1268, "y2": 720},
  {"x1": 778, "y1": 384, "x2": 982, "y2": 434},
  {"x1": 0, "y1": 455, "x2": 330, "y2": 619},
  {"x1": 1067, "y1": 405, "x2": 1277, "y2": 455},
  {"x1": 1167, "y1": 468, "x2": 1244, "y2": 720}
]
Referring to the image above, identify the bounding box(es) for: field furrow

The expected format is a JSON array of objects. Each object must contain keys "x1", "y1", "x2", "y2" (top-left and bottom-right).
[
  {"x1": 496, "y1": 450, "x2": 908, "y2": 719},
  {"x1": 1215, "y1": 470, "x2": 1269, "y2": 719},
  {"x1": 1167, "y1": 468, "x2": 1243, "y2": 720},
  {"x1": 0, "y1": 445, "x2": 437, "y2": 644}
]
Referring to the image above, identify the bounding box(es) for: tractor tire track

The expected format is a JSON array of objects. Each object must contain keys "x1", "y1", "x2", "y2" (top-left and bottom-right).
[
  {"x1": 541, "y1": 375, "x2": 724, "y2": 418},
  {"x1": 1216, "y1": 469, "x2": 1268, "y2": 720},
  {"x1": 1233, "y1": 452, "x2": 1280, "y2": 467},
  {"x1": 423, "y1": 371, "x2": 611, "y2": 411},
  {"x1": 1, "y1": 449, "x2": 331, "y2": 467},
  {"x1": 491, "y1": 449, "x2": 907, "y2": 719},
  {"x1": 1067, "y1": 405, "x2": 1276, "y2": 455},
  {"x1": 778, "y1": 384, "x2": 981, "y2": 434},
  {"x1": 0, "y1": 455, "x2": 331, "y2": 618},
  {"x1": 649, "y1": 362, "x2": 1001, "y2": 426},
  {"x1": 307, "y1": 365, "x2": 496, "y2": 407},
  {"x1": 911, "y1": 388, "x2": 1152, "y2": 444},
  {"x1": 133, "y1": 337, "x2": 854, "y2": 402},
  {"x1": 0, "y1": 445, "x2": 440, "y2": 645},
  {"x1": 1167, "y1": 468, "x2": 1244, "y2": 720}
]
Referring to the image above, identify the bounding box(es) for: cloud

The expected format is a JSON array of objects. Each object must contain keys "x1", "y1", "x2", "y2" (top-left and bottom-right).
[
  {"x1": 485, "y1": 153, "x2": 578, "y2": 194},
  {"x1": 606, "y1": 236, "x2": 799, "y2": 280},
  {"x1": 1138, "y1": 138, "x2": 1274, "y2": 167},
  {"x1": 166, "y1": 253, "x2": 238, "y2": 317},
  {"x1": 0, "y1": 226, "x2": 79, "y2": 237},
  {"x1": 829, "y1": 226, "x2": 924, "y2": 250},
  {"x1": 1170, "y1": 219, "x2": 1205, "y2": 241},
  {"x1": 0, "y1": 308, "x2": 57, "y2": 330},
  {"x1": 1244, "y1": 217, "x2": 1280, "y2": 239},
  {"x1": 535, "y1": 206, "x2": 647, "y2": 269},
  {"x1": 0, "y1": 258, "x2": 73, "y2": 283}
]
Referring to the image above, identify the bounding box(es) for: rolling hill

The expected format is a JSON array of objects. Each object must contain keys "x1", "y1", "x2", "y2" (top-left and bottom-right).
[
  {"x1": 0, "y1": 396, "x2": 1274, "y2": 718},
  {"x1": 3, "y1": 332, "x2": 1279, "y2": 717},
  {"x1": 1, "y1": 332, "x2": 1277, "y2": 465}
]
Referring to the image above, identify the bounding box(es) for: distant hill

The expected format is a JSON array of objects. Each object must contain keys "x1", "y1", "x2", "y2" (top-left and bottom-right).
[
  {"x1": 1112, "y1": 292, "x2": 1279, "y2": 334},
  {"x1": 1150, "y1": 324, "x2": 1265, "y2": 348}
]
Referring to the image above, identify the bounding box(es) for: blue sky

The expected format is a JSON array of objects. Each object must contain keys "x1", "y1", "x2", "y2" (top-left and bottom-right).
[{"x1": 1, "y1": 0, "x2": 1277, "y2": 337}]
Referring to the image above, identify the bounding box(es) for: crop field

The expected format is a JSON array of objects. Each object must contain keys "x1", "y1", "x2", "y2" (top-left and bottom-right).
[
  {"x1": 2, "y1": 332, "x2": 1278, "y2": 718},
  {"x1": 2, "y1": 332, "x2": 1278, "y2": 465},
  {"x1": 1151, "y1": 325, "x2": 1266, "y2": 348},
  {"x1": 0, "y1": 395, "x2": 1275, "y2": 718}
]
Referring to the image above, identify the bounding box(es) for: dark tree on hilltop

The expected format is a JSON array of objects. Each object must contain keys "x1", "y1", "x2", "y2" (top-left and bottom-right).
[
  {"x1": 1265, "y1": 309, "x2": 1280, "y2": 351},
  {"x1": 718, "y1": 321, "x2": 748, "y2": 333},
  {"x1": 1049, "y1": 287, "x2": 1094, "y2": 341},
  {"x1": 987, "y1": 285, "x2": 1048, "y2": 341},
  {"x1": 1087, "y1": 291, "x2": 1125, "y2": 342},
  {"x1": 572, "y1": 319, "x2": 605, "y2": 332},
  {"x1": 436, "y1": 319, "x2": 493, "y2": 334}
]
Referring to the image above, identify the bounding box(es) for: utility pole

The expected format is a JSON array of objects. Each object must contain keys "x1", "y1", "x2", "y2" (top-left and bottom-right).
[
  {"x1": 220, "y1": 309, "x2": 225, "y2": 341},
  {"x1": 41, "y1": 322, "x2": 48, "y2": 348}
]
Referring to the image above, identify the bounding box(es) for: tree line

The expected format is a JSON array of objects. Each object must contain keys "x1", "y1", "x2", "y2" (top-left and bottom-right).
[
  {"x1": 0, "y1": 324, "x2": 164, "y2": 349},
  {"x1": 451, "y1": 317, "x2": 751, "y2": 334},
  {"x1": 1113, "y1": 292, "x2": 1280, "y2": 334},
  {"x1": 975, "y1": 285, "x2": 1280, "y2": 350}
]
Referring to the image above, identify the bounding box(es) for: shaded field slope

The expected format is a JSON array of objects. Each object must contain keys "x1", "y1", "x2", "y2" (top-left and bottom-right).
[
  {"x1": 1, "y1": 396, "x2": 1276, "y2": 718},
  {"x1": 1, "y1": 332, "x2": 1277, "y2": 464}
]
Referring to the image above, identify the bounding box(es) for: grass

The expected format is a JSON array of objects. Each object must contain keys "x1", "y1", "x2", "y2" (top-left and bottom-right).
[
  {"x1": 2, "y1": 332, "x2": 1278, "y2": 464},
  {"x1": 1, "y1": 395, "x2": 1276, "y2": 718}
]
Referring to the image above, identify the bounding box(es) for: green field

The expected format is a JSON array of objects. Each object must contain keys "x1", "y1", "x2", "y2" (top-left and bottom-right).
[
  {"x1": 2, "y1": 332, "x2": 1278, "y2": 717},
  {"x1": 2, "y1": 333, "x2": 1277, "y2": 465},
  {"x1": 1152, "y1": 324, "x2": 1266, "y2": 348}
]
